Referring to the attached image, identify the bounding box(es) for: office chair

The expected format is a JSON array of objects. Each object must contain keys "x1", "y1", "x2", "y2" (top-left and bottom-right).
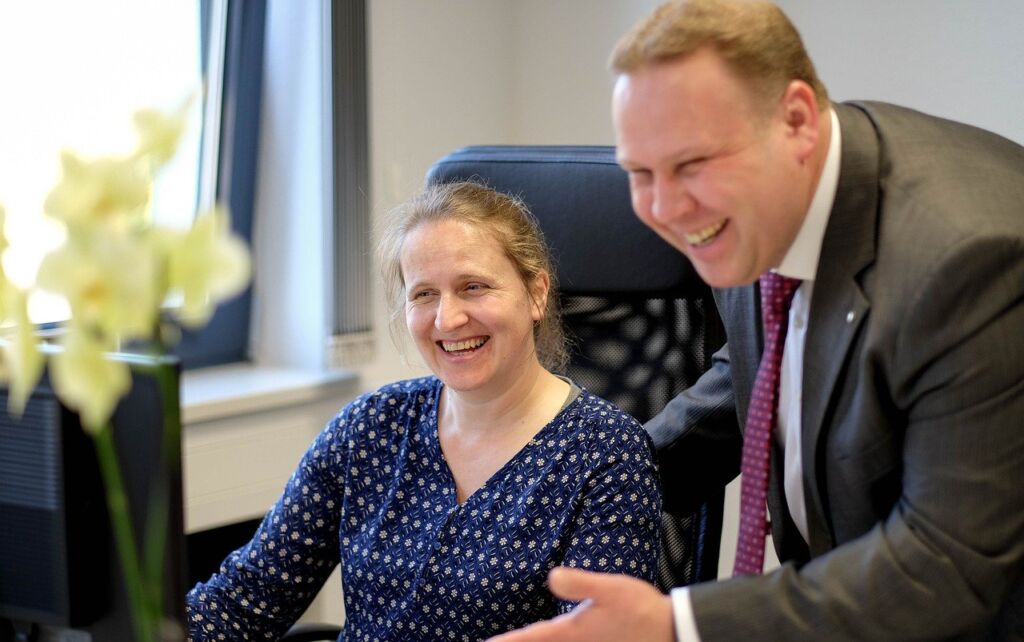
[{"x1": 280, "y1": 144, "x2": 727, "y2": 641}]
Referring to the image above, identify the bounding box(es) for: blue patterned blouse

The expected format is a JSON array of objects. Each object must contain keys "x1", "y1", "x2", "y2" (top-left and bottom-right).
[{"x1": 187, "y1": 376, "x2": 660, "y2": 642}]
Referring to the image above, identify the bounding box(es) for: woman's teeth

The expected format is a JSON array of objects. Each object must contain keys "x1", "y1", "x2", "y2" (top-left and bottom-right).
[{"x1": 441, "y1": 337, "x2": 488, "y2": 353}]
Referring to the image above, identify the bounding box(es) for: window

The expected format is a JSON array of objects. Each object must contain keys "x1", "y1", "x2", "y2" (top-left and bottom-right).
[
  {"x1": 175, "y1": 0, "x2": 264, "y2": 369},
  {"x1": 0, "y1": 2, "x2": 203, "y2": 322},
  {"x1": 0, "y1": 0, "x2": 266, "y2": 369}
]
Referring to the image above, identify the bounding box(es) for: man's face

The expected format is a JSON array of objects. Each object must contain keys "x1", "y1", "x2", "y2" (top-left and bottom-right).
[{"x1": 613, "y1": 47, "x2": 812, "y2": 288}]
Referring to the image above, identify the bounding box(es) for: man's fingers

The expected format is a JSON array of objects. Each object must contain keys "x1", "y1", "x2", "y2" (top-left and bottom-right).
[
  {"x1": 489, "y1": 572, "x2": 671, "y2": 642},
  {"x1": 547, "y1": 566, "x2": 639, "y2": 604}
]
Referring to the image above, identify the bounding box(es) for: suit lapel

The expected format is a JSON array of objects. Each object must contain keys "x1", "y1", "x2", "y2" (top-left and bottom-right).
[{"x1": 800, "y1": 103, "x2": 880, "y2": 553}]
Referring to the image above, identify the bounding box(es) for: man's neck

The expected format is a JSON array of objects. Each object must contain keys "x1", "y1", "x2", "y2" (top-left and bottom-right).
[
  {"x1": 806, "y1": 108, "x2": 833, "y2": 207},
  {"x1": 775, "y1": 107, "x2": 842, "y2": 281}
]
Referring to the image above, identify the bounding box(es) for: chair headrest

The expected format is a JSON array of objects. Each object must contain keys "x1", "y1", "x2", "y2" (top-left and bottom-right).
[{"x1": 426, "y1": 145, "x2": 705, "y2": 297}]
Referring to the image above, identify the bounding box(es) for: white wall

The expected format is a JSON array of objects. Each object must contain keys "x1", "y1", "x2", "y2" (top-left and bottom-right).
[
  {"x1": 361, "y1": 1, "x2": 516, "y2": 389},
  {"x1": 777, "y1": 0, "x2": 1024, "y2": 145},
  {"x1": 510, "y1": 0, "x2": 661, "y2": 144}
]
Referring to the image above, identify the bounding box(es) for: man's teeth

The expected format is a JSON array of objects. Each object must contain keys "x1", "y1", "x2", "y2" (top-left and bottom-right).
[
  {"x1": 684, "y1": 220, "x2": 726, "y2": 246},
  {"x1": 441, "y1": 338, "x2": 487, "y2": 352}
]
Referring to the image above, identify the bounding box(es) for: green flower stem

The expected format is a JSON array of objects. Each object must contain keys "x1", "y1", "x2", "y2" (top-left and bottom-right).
[
  {"x1": 142, "y1": 478, "x2": 168, "y2": 633},
  {"x1": 92, "y1": 422, "x2": 158, "y2": 642},
  {"x1": 143, "y1": 360, "x2": 180, "y2": 633}
]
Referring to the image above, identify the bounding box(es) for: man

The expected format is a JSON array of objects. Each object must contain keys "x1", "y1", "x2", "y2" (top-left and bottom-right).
[{"x1": 492, "y1": 0, "x2": 1024, "y2": 640}]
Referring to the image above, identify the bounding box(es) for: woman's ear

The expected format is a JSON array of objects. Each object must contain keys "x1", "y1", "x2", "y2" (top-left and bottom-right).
[{"x1": 529, "y1": 271, "x2": 551, "y2": 322}]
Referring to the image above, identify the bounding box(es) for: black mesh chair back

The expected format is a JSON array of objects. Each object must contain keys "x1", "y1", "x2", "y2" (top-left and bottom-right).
[{"x1": 426, "y1": 145, "x2": 727, "y2": 589}]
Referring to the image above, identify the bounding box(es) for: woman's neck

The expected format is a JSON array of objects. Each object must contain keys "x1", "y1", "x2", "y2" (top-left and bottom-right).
[{"x1": 439, "y1": 361, "x2": 568, "y2": 441}]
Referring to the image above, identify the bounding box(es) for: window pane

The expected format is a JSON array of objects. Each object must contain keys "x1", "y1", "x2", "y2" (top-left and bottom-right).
[{"x1": 0, "y1": 1, "x2": 203, "y2": 323}]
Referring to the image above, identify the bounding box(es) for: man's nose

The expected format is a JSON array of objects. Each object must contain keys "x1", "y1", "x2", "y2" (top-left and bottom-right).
[
  {"x1": 651, "y1": 177, "x2": 695, "y2": 223},
  {"x1": 435, "y1": 294, "x2": 469, "y2": 331}
]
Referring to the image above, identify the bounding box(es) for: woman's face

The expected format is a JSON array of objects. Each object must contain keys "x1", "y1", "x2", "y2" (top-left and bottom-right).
[{"x1": 400, "y1": 219, "x2": 547, "y2": 398}]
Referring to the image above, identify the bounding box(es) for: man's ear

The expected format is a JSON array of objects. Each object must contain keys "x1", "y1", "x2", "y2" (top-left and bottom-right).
[
  {"x1": 779, "y1": 80, "x2": 821, "y2": 163},
  {"x1": 529, "y1": 271, "x2": 551, "y2": 322}
]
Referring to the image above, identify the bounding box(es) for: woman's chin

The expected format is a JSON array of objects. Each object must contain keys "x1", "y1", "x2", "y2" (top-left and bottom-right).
[{"x1": 439, "y1": 373, "x2": 491, "y2": 395}]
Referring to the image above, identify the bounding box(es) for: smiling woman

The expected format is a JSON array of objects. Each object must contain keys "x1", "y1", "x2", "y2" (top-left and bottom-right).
[
  {"x1": 400, "y1": 218, "x2": 545, "y2": 400},
  {"x1": 379, "y1": 182, "x2": 568, "y2": 375},
  {"x1": 185, "y1": 182, "x2": 663, "y2": 641}
]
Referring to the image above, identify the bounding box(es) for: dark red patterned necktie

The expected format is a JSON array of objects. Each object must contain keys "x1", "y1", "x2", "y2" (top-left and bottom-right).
[{"x1": 734, "y1": 272, "x2": 802, "y2": 576}]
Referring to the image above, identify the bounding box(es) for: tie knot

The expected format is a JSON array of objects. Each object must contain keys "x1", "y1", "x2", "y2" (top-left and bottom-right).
[{"x1": 759, "y1": 272, "x2": 802, "y2": 323}]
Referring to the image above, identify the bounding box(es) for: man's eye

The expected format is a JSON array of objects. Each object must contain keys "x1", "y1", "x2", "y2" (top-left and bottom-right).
[
  {"x1": 465, "y1": 283, "x2": 487, "y2": 292},
  {"x1": 678, "y1": 158, "x2": 706, "y2": 175},
  {"x1": 628, "y1": 170, "x2": 652, "y2": 184}
]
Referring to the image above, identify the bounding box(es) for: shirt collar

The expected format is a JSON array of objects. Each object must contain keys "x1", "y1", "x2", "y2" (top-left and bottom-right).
[{"x1": 775, "y1": 108, "x2": 841, "y2": 282}]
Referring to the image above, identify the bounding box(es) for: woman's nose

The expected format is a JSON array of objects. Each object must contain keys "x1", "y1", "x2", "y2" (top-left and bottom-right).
[{"x1": 435, "y1": 294, "x2": 468, "y2": 331}]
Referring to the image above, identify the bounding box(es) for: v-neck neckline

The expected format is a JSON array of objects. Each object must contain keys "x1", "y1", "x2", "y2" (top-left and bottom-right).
[{"x1": 425, "y1": 378, "x2": 581, "y2": 508}]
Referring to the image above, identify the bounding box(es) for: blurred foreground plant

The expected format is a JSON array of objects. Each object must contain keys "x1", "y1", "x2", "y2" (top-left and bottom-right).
[{"x1": 0, "y1": 100, "x2": 250, "y2": 641}]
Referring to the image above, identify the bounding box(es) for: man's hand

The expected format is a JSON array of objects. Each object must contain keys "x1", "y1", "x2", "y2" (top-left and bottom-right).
[{"x1": 487, "y1": 567, "x2": 675, "y2": 642}]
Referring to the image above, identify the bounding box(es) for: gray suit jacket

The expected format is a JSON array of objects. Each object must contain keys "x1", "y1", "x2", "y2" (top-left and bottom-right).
[{"x1": 647, "y1": 102, "x2": 1024, "y2": 640}]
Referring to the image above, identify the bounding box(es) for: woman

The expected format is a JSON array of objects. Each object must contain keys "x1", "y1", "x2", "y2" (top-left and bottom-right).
[{"x1": 186, "y1": 182, "x2": 661, "y2": 641}]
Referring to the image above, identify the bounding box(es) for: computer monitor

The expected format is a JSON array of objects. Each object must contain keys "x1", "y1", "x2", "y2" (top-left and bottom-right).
[{"x1": 0, "y1": 353, "x2": 186, "y2": 641}]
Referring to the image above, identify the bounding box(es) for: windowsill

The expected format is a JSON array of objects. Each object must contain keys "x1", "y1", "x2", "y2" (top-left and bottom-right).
[{"x1": 181, "y1": 362, "x2": 359, "y2": 424}]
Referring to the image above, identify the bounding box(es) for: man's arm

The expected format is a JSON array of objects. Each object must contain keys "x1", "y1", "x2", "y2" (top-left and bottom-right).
[{"x1": 646, "y1": 342, "x2": 742, "y2": 516}]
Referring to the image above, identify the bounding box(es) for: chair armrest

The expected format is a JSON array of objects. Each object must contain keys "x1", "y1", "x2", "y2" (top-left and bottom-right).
[{"x1": 278, "y1": 622, "x2": 343, "y2": 641}]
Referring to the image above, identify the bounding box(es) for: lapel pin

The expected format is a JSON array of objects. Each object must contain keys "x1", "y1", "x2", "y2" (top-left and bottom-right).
[{"x1": 845, "y1": 310, "x2": 856, "y2": 323}]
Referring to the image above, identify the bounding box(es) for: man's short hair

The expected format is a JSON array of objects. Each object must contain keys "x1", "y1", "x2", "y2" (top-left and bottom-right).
[{"x1": 610, "y1": 0, "x2": 829, "y2": 112}]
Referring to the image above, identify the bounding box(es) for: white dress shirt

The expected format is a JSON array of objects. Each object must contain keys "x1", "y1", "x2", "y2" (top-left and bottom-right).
[{"x1": 672, "y1": 109, "x2": 842, "y2": 641}]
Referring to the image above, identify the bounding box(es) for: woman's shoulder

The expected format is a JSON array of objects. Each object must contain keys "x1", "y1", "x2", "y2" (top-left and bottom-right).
[
  {"x1": 337, "y1": 374, "x2": 438, "y2": 413},
  {"x1": 561, "y1": 386, "x2": 652, "y2": 452},
  {"x1": 368, "y1": 375, "x2": 441, "y2": 404},
  {"x1": 569, "y1": 387, "x2": 641, "y2": 427},
  {"x1": 327, "y1": 374, "x2": 440, "y2": 434},
  {"x1": 319, "y1": 376, "x2": 440, "y2": 453}
]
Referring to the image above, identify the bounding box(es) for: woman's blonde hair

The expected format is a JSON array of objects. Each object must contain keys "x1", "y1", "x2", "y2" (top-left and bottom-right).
[{"x1": 377, "y1": 181, "x2": 568, "y2": 373}]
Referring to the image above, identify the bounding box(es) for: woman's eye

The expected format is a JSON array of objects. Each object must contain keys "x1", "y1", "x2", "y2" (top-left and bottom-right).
[{"x1": 465, "y1": 283, "x2": 488, "y2": 293}]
